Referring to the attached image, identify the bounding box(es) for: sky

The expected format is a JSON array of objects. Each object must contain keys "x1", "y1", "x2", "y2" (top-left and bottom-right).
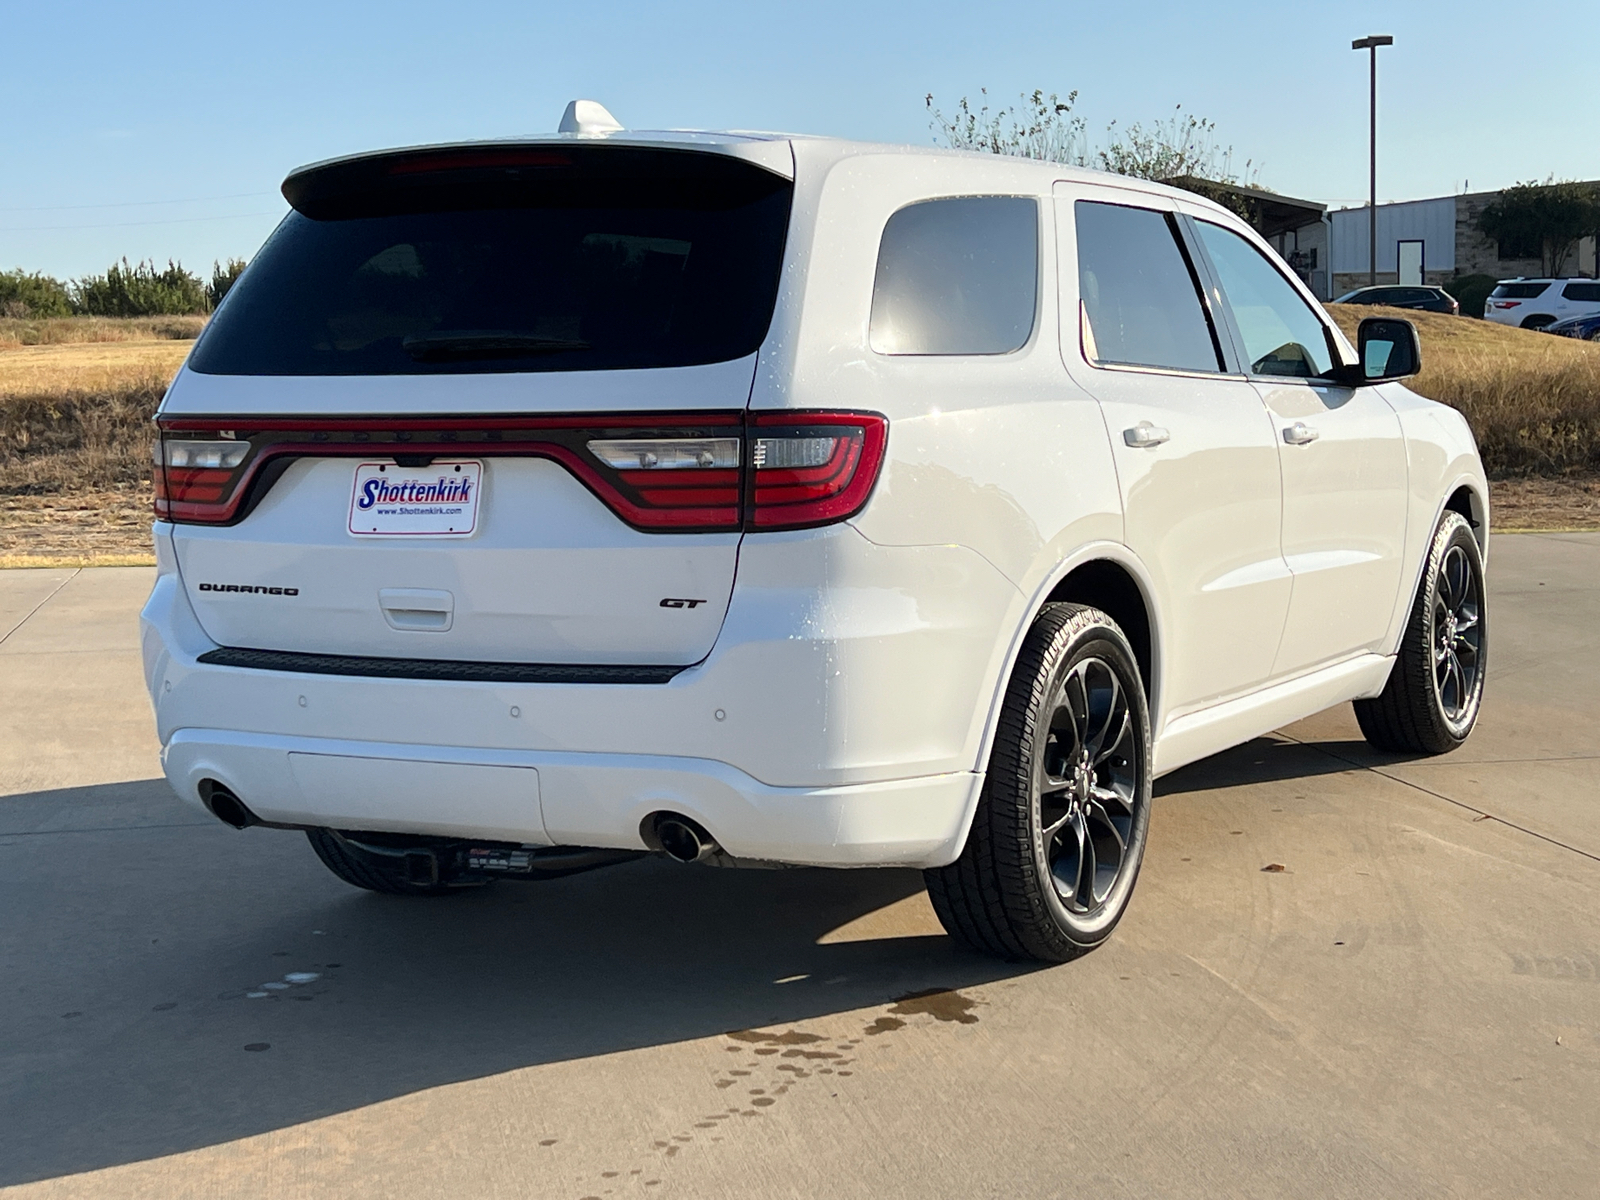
[{"x1": 4, "y1": 0, "x2": 1598, "y2": 280}]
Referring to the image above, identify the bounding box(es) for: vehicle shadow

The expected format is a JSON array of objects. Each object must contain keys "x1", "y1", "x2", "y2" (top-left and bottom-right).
[
  {"x1": 0, "y1": 780, "x2": 1033, "y2": 1186},
  {"x1": 1155, "y1": 731, "x2": 1413, "y2": 798}
]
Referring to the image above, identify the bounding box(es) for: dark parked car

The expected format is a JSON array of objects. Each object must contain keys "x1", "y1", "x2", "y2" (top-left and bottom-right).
[
  {"x1": 1331, "y1": 285, "x2": 1460, "y2": 315},
  {"x1": 1545, "y1": 311, "x2": 1600, "y2": 341}
]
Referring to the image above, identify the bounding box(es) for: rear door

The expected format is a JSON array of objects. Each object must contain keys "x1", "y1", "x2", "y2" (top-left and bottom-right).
[
  {"x1": 158, "y1": 144, "x2": 793, "y2": 666},
  {"x1": 1056, "y1": 188, "x2": 1290, "y2": 720},
  {"x1": 1190, "y1": 218, "x2": 1408, "y2": 677}
]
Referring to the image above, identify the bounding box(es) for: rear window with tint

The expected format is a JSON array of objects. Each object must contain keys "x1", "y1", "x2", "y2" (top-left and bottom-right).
[
  {"x1": 869, "y1": 197, "x2": 1039, "y2": 355},
  {"x1": 190, "y1": 147, "x2": 792, "y2": 376},
  {"x1": 1491, "y1": 282, "x2": 1551, "y2": 299},
  {"x1": 1074, "y1": 201, "x2": 1221, "y2": 373},
  {"x1": 1562, "y1": 283, "x2": 1600, "y2": 302}
]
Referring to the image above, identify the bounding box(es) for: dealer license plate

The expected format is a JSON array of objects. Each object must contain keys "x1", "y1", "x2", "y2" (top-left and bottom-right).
[{"x1": 348, "y1": 460, "x2": 482, "y2": 537}]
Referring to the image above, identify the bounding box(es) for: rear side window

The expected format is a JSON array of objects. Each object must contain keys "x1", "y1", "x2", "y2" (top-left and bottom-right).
[
  {"x1": 190, "y1": 147, "x2": 792, "y2": 376},
  {"x1": 1195, "y1": 221, "x2": 1334, "y2": 379},
  {"x1": 869, "y1": 197, "x2": 1038, "y2": 355},
  {"x1": 1491, "y1": 282, "x2": 1551, "y2": 299},
  {"x1": 1074, "y1": 201, "x2": 1221, "y2": 373},
  {"x1": 1562, "y1": 282, "x2": 1600, "y2": 302}
]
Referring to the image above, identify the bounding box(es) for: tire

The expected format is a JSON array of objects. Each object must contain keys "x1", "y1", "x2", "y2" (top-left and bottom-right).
[
  {"x1": 1354, "y1": 511, "x2": 1487, "y2": 754},
  {"x1": 1520, "y1": 314, "x2": 1555, "y2": 330},
  {"x1": 926, "y1": 603, "x2": 1152, "y2": 963},
  {"x1": 306, "y1": 828, "x2": 485, "y2": 896}
]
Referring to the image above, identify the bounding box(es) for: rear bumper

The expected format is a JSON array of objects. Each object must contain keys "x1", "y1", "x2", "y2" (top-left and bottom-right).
[
  {"x1": 141, "y1": 520, "x2": 1018, "y2": 868},
  {"x1": 162, "y1": 728, "x2": 981, "y2": 868}
]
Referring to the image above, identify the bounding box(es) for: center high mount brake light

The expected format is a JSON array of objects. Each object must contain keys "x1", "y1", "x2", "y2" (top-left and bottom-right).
[{"x1": 153, "y1": 411, "x2": 887, "y2": 533}]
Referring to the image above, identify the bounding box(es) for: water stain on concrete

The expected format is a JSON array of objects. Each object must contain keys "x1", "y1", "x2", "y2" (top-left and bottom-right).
[{"x1": 888, "y1": 987, "x2": 980, "y2": 1025}]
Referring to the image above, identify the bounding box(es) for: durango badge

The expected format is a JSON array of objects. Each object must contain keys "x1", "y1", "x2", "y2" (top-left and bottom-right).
[{"x1": 198, "y1": 583, "x2": 299, "y2": 595}]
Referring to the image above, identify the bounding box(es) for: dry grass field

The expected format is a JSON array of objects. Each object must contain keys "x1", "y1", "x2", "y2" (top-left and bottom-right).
[
  {"x1": 1, "y1": 312, "x2": 1597, "y2": 567},
  {"x1": 1325, "y1": 305, "x2": 1600, "y2": 477}
]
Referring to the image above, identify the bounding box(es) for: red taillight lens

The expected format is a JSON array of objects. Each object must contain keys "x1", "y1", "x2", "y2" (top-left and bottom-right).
[
  {"x1": 152, "y1": 410, "x2": 887, "y2": 532},
  {"x1": 749, "y1": 411, "x2": 888, "y2": 530},
  {"x1": 153, "y1": 439, "x2": 255, "y2": 523}
]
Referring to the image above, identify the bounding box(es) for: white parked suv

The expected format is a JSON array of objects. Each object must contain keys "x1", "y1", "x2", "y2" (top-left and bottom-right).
[
  {"x1": 142, "y1": 107, "x2": 1490, "y2": 962},
  {"x1": 1484, "y1": 277, "x2": 1600, "y2": 328}
]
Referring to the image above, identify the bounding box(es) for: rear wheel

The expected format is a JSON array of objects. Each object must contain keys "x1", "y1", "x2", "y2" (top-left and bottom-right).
[
  {"x1": 926, "y1": 603, "x2": 1152, "y2": 963},
  {"x1": 1354, "y1": 511, "x2": 1486, "y2": 754},
  {"x1": 1520, "y1": 314, "x2": 1556, "y2": 330}
]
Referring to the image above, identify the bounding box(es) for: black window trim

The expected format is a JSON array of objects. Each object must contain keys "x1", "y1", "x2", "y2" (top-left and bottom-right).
[
  {"x1": 870, "y1": 192, "x2": 1043, "y2": 359},
  {"x1": 1186, "y1": 215, "x2": 1350, "y2": 388},
  {"x1": 1069, "y1": 198, "x2": 1242, "y2": 381}
]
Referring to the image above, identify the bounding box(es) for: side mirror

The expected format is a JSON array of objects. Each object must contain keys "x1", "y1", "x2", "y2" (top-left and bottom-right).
[{"x1": 1355, "y1": 317, "x2": 1421, "y2": 382}]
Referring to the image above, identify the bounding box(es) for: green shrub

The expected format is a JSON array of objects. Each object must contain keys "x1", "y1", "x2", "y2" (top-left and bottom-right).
[
  {"x1": 208, "y1": 258, "x2": 248, "y2": 310},
  {"x1": 73, "y1": 259, "x2": 209, "y2": 317},
  {"x1": 1449, "y1": 273, "x2": 1499, "y2": 320},
  {"x1": 0, "y1": 269, "x2": 74, "y2": 319}
]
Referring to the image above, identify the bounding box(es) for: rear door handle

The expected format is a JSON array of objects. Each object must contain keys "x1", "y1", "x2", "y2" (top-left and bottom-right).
[
  {"x1": 379, "y1": 588, "x2": 454, "y2": 632},
  {"x1": 1123, "y1": 422, "x2": 1170, "y2": 449},
  {"x1": 1283, "y1": 422, "x2": 1320, "y2": 446}
]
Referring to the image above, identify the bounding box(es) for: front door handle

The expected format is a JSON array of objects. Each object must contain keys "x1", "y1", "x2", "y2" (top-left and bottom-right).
[
  {"x1": 1123, "y1": 422, "x2": 1171, "y2": 449},
  {"x1": 1283, "y1": 422, "x2": 1320, "y2": 446}
]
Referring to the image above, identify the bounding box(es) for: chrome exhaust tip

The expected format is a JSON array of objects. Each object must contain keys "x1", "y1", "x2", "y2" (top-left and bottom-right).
[
  {"x1": 648, "y1": 813, "x2": 718, "y2": 864},
  {"x1": 199, "y1": 779, "x2": 260, "y2": 830}
]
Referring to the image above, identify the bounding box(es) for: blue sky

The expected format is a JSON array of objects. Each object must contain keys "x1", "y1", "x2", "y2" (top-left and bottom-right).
[{"x1": 4, "y1": 0, "x2": 1597, "y2": 279}]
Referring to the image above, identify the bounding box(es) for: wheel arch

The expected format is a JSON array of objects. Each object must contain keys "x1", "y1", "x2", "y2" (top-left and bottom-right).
[
  {"x1": 971, "y1": 543, "x2": 1165, "y2": 775},
  {"x1": 948, "y1": 544, "x2": 1163, "y2": 867}
]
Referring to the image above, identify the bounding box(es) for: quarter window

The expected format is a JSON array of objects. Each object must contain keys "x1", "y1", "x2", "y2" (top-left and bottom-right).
[
  {"x1": 1195, "y1": 221, "x2": 1335, "y2": 379},
  {"x1": 869, "y1": 197, "x2": 1038, "y2": 355},
  {"x1": 1074, "y1": 201, "x2": 1222, "y2": 373}
]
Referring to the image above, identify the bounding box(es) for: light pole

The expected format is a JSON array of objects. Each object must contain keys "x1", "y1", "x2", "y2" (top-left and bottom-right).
[{"x1": 1352, "y1": 34, "x2": 1393, "y2": 287}]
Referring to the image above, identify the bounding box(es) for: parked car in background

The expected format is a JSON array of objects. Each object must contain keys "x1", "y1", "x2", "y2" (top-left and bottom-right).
[
  {"x1": 1484, "y1": 279, "x2": 1600, "y2": 329},
  {"x1": 1332, "y1": 285, "x2": 1459, "y2": 315},
  {"x1": 1545, "y1": 311, "x2": 1600, "y2": 341}
]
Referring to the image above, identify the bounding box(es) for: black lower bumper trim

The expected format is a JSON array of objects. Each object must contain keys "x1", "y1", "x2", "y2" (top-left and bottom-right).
[{"x1": 195, "y1": 646, "x2": 687, "y2": 685}]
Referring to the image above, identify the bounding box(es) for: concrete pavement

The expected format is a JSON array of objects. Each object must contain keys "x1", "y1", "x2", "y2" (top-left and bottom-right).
[{"x1": 1, "y1": 537, "x2": 1597, "y2": 1198}]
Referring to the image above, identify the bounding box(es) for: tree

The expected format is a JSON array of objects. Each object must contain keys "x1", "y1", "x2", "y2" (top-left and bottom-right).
[
  {"x1": 926, "y1": 89, "x2": 1089, "y2": 165},
  {"x1": 73, "y1": 259, "x2": 209, "y2": 317},
  {"x1": 926, "y1": 90, "x2": 1260, "y2": 196},
  {"x1": 208, "y1": 258, "x2": 248, "y2": 310},
  {"x1": 1476, "y1": 180, "x2": 1600, "y2": 277},
  {"x1": 0, "y1": 269, "x2": 73, "y2": 319}
]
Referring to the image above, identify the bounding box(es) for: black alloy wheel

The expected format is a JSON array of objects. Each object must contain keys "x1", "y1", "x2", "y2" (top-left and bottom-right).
[
  {"x1": 1036, "y1": 656, "x2": 1141, "y2": 918},
  {"x1": 927, "y1": 603, "x2": 1152, "y2": 962},
  {"x1": 1355, "y1": 511, "x2": 1487, "y2": 754},
  {"x1": 1431, "y1": 539, "x2": 1485, "y2": 730}
]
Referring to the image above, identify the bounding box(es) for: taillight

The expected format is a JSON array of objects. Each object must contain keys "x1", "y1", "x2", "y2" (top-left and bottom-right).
[
  {"x1": 748, "y1": 411, "x2": 888, "y2": 530},
  {"x1": 153, "y1": 410, "x2": 887, "y2": 532},
  {"x1": 153, "y1": 438, "x2": 255, "y2": 522}
]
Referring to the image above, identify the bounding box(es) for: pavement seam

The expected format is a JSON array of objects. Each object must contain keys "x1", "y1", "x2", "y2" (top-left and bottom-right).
[
  {"x1": 0, "y1": 567, "x2": 80, "y2": 646},
  {"x1": 0, "y1": 822, "x2": 214, "y2": 839},
  {"x1": 1281, "y1": 734, "x2": 1600, "y2": 866}
]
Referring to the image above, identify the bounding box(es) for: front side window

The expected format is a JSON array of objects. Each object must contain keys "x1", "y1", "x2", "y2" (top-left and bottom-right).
[
  {"x1": 1074, "y1": 201, "x2": 1222, "y2": 373},
  {"x1": 869, "y1": 196, "x2": 1038, "y2": 355},
  {"x1": 1195, "y1": 221, "x2": 1334, "y2": 379},
  {"x1": 1562, "y1": 282, "x2": 1600, "y2": 302}
]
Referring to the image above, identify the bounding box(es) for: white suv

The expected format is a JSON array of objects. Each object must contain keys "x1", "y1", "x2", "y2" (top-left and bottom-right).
[
  {"x1": 1484, "y1": 278, "x2": 1600, "y2": 328},
  {"x1": 142, "y1": 112, "x2": 1490, "y2": 962}
]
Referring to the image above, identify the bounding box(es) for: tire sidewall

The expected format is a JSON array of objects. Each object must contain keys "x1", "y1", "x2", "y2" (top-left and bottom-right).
[
  {"x1": 1423, "y1": 513, "x2": 1487, "y2": 744},
  {"x1": 1020, "y1": 612, "x2": 1153, "y2": 948}
]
